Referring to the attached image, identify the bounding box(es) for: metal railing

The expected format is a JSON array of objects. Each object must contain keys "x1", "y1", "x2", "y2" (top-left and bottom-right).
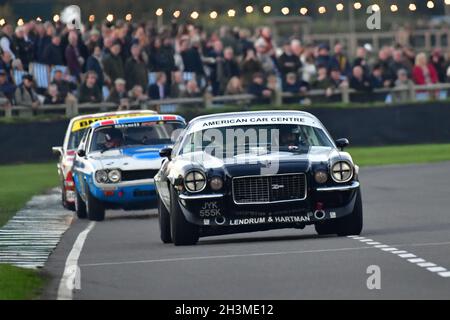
[
  {"x1": 1, "y1": 83, "x2": 450, "y2": 118},
  {"x1": 303, "y1": 28, "x2": 450, "y2": 58}
]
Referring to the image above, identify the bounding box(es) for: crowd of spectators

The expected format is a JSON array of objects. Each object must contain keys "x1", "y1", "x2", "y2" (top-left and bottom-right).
[{"x1": 0, "y1": 18, "x2": 448, "y2": 110}]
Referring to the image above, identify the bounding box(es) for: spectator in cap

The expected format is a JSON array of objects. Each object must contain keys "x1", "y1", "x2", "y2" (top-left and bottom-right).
[
  {"x1": 107, "y1": 78, "x2": 129, "y2": 109},
  {"x1": 316, "y1": 43, "x2": 332, "y2": 70},
  {"x1": 0, "y1": 69, "x2": 16, "y2": 103},
  {"x1": 78, "y1": 71, "x2": 102, "y2": 103},
  {"x1": 102, "y1": 41, "x2": 124, "y2": 85},
  {"x1": 329, "y1": 67, "x2": 348, "y2": 90},
  {"x1": 370, "y1": 64, "x2": 386, "y2": 89},
  {"x1": 15, "y1": 74, "x2": 40, "y2": 109},
  {"x1": 86, "y1": 29, "x2": 101, "y2": 55},
  {"x1": 393, "y1": 68, "x2": 413, "y2": 103}
]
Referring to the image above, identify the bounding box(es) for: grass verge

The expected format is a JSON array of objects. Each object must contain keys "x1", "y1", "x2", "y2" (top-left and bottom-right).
[
  {"x1": 0, "y1": 162, "x2": 57, "y2": 300},
  {"x1": 0, "y1": 265, "x2": 45, "y2": 300},
  {"x1": 0, "y1": 162, "x2": 58, "y2": 227},
  {"x1": 349, "y1": 143, "x2": 450, "y2": 167}
]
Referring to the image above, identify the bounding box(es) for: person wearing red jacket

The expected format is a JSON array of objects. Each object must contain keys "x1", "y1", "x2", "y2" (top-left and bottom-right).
[{"x1": 412, "y1": 52, "x2": 439, "y2": 100}]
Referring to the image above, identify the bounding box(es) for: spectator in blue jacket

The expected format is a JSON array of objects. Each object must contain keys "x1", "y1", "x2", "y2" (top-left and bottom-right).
[
  {"x1": 85, "y1": 45, "x2": 104, "y2": 89},
  {"x1": 0, "y1": 69, "x2": 16, "y2": 102}
]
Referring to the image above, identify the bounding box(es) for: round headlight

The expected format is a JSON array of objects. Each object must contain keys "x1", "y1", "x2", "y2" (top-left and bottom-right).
[
  {"x1": 95, "y1": 170, "x2": 108, "y2": 183},
  {"x1": 331, "y1": 161, "x2": 353, "y2": 183},
  {"x1": 314, "y1": 171, "x2": 328, "y2": 184},
  {"x1": 210, "y1": 176, "x2": 223, "y2": 191},
  {"x1": 108, "y1": 169, "x2": 121, "y2": 183},
  {"x1": 184, "y1": 170, "x2": 206, "y2": 192}
]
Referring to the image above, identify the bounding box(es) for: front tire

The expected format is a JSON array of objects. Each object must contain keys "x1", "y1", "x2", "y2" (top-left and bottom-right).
[
  {"x1": 157, "y1": 192, "x2": 172, "y2": 243},
  {"x1": 86, "y1": 187, "x2": 105, "y2": 221},
  {"x1": 315, "y1": 189, "x2": 363, "y2": 236},
  {"x1": 170, "y1": 187, "x2": 199, "y2": 246},
  {"x1": 75, "y1": 188, "x2": 87, "y2": 219},
  {"x1": 336, "y1": 189, "x2": 363, "y2": 236}
]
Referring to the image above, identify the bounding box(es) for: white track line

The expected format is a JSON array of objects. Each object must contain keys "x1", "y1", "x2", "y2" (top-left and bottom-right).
[
  {"x1": 349, "y1": 236, "x2": 450, "y2": 279},
  {"x1": 80, "y1": 239, "x2": 450, "y2": 269},
  {"x1": 80, "y1": 245, "x2": 380, "y2": 267},
  {"x1": 57, "y1": 222, "x2": 95, "y2": 300}
]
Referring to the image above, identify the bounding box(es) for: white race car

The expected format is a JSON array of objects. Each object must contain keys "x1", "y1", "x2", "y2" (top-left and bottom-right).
[
  {"x1": 72, "y1": 114, "x2": 186, "y2": 221},
  {"x1": 52, "y1": 110, "x2": 157, "y2": 211}
]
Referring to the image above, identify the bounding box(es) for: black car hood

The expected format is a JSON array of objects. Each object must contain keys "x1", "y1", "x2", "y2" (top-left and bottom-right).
[{"x1": 177, "y1": 147, "x2": 341, "y2": 177}]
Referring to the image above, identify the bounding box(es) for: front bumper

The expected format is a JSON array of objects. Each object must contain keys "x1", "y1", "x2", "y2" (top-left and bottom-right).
[
  {"x1": 89, "y1": 181, "x2": 157, "y2": 205},
  {"x1": 177, "y1": 181, "x2": 360, "y2": 227}
]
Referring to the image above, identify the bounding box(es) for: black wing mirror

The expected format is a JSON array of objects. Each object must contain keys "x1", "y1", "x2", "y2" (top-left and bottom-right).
[
  {"x1": 77, "y1": 149, "x2": 86, "y2": 157},
  {"x1": 335, "y1": 138, "x2": 350, "y2": 151},
  {"x1": 159, "y1": 147, "x2": 173, "y2": 161},
  {"x1": 52, "y1": 146, "x2": 63, "y2": 155}
]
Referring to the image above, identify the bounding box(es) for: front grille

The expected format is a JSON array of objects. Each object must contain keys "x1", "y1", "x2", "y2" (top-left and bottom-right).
[
  {"x1": 232, "y1": 173, "x2": 307, "y2": 204},
  {"x1": 121, "y1": 169, "x2": 158, "y2": 181}
]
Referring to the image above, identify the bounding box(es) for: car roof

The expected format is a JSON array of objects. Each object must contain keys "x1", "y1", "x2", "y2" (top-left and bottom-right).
[
  {"x1": 190, "y1": 110, "x2": 319, "y2": 123},
  {"x1": 91, "y1": 114, "x2": 186, "y2": 129},
  {"x1": 69, "y1": 110, "x2": 157, "y2": 123}
]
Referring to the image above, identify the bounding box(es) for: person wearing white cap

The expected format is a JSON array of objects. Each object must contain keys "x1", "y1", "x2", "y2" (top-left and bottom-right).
[{"x1": 107, "y1": 78, "x2": 129, "y2": 110}]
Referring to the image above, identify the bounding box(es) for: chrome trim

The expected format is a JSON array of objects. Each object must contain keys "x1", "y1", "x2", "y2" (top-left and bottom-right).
[
  {"x1": 94, "y1": 178, "x2": 154, "y2": 188},
  {"x1": 330, "y1": 160, "x2": 354, "y2": 183},
  {"x1": 179, "y1": 193, "x2": 224, "y2": 200},
  {"x1": 183, "y1": 170, "x2": 207, "y2": 193},
  {"x1": 316, "y1": 181, "x2": 360, "y2": 192},
  {"x1": 232, "y1": 173, "x2": 307, "y2": 205}
]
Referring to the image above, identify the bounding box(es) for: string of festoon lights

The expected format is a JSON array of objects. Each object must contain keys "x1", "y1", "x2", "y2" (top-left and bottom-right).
[{"x1": 1, "y1": 1, "x2": 450, "y2": 26}]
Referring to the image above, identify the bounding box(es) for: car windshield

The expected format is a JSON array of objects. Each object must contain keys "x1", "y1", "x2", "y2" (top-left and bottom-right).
[
  {"x1": 180, "y1": 124, "x2": 334, "y2": 156},
  {"x1": 90, "y1": 121, "x2": 184, "y2": 153}
]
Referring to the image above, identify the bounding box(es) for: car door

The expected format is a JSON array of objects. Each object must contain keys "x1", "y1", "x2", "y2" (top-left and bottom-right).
[{"x1": 72, "y1": 128, "x2": 92, "y2": 200}]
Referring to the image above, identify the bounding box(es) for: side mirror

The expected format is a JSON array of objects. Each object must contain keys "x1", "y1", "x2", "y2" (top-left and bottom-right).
[
  {"x1": 335, "y1": 138, "x2": 350, "y2": 151},
  {"x1": 77, "y1": 149, "x2": 86, "y2": 157},
  {"x1": 159, "y1": 147, "x2": 173, "y2": 160},
  {"x1": 52, "y1": 146, "x2": 63, "y2": 155}
]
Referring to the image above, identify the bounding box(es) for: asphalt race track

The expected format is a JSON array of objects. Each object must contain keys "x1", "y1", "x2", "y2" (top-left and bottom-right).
[{"x1": 43, "y1": 162, "x2": 450, "y2": 299}]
